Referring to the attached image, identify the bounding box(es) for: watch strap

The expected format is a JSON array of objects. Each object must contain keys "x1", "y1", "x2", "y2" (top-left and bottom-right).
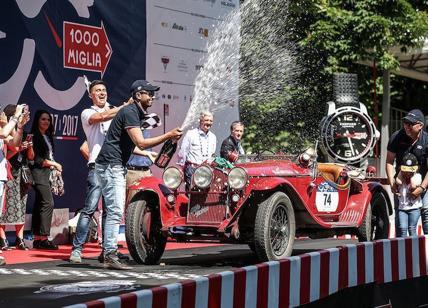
[{"x1": 333, "y1": 73, "x2": 360, "y2": 108}]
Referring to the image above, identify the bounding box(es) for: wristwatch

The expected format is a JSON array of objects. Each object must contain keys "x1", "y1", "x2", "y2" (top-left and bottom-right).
[{"x1": 320, "y1": 73, "x2": 380, "y2": 165}]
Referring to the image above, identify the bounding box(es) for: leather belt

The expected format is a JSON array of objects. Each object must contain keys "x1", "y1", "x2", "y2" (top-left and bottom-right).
[{"x1": 127, "y1": 165, "x2": 150, "y2": 171}]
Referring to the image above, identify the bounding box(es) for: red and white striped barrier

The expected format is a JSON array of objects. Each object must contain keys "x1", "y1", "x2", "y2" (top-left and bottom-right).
[{"x1": 66, "y1": 236, "x2": 428, "y2": 308}]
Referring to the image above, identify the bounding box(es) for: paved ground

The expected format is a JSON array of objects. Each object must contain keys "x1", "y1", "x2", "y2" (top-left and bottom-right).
[{"x1": 0, "y1": 238, "x2": 355, "y2": 308}]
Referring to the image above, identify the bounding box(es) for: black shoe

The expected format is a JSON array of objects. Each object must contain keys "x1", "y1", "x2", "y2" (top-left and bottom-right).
[
  {"x1": 98, "y1": 251, "x2": 129, "y2": 263},
  {"x1": 103, "y1": 251, "x2": 132, "y2": 270},
  {"x1": 0, "y1": 238, "x2": 10, "y2": 251},
  {"x1": 15, "y1": 238, "x2": 28, "y2": 250},
  {"x1": 32, "y1": 240, "x2": 40, "y2": 249},
  {"x1": 37, "y1": 239, "x2": 58, "y2": 250}
]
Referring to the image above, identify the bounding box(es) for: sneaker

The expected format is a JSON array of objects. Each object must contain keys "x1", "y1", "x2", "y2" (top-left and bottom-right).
[
  {"x1": 98, "y1": 251, "x2": 129, "y2": 263},
  {"x1": 69, "y1": 250, "x2": 82, "y2": 263},
  {"x1": 0, "y1": 238, "x2": 10, "y2": 251},
  {"x1": 103, "y1": 251, "x2": 132, "y2": 270},
  {"x1": 37, "y1": 239, "x2": 58, "y2": 250},
  {"x1": 15, "y1": 238, "x2": 28, "y2": 251}
]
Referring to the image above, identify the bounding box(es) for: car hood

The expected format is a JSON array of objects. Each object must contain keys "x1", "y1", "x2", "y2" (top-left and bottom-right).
[{"x1": 235, "y1": 159, "x2": 309, "y2": 177}]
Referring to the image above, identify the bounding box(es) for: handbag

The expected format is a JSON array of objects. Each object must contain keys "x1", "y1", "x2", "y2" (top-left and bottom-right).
[
  {"x1": 21, "y1": 164, "x2": 34, "y2": 186},
  {"x1": 50, "y1": 169, "x2": 65, "y2": 196}
]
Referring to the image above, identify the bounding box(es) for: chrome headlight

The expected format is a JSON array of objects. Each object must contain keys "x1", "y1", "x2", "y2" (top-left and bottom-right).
[
  {"x1": 193, "y1": 165, "x2": 213, "y2": 189},
  {"x1": 163, "y1": 167, "x2": 183, "y2": 190},
  {"x1": 228, "y1": 167, "x2": 248, "y2": 190}
]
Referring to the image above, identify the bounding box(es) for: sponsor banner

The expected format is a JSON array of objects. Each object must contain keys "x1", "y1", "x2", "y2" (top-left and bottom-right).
[
  {"x1": 146, "y1": 0, "x2": 240, "y2": 178},
  {"x1": 0, "y1": 0, "x2": 148, "y2": 211},
  {"x1": 0, "y1": 0, "x2": 240, "y2": 212}
]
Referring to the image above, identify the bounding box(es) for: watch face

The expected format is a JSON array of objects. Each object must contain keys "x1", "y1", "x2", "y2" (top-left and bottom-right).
[{"x1": 322, "y1": 110, "x2": 375, "y2": 163}]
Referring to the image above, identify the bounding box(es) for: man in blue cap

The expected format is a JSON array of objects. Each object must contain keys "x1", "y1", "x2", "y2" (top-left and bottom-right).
[
  {"x1": 95, "y1": 80, "x2": 182, "y2": 269},
  {"x1": 386, "y1": 108, "x2": 428, "y2": 236}
]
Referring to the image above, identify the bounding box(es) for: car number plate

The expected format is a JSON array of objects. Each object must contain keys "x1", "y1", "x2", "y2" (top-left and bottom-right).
[{"x1": 316, "y1": 182, "x2": 339, "y2": 212}]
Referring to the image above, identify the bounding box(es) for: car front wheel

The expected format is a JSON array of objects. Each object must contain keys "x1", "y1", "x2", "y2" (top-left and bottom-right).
[
  {"x1": 357, "y1": 192, "x2": 389, "y2": 242},
  {"x1": 254, "y1": 192, "x2": 296, "y2": 261},
  {"x1": 125, "y1": 198, "x2": 167, "y2": 265}
]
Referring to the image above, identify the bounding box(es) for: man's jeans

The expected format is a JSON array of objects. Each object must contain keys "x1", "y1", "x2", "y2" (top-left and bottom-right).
[
  {"x1": 421, "y1": 192, "x2": 428, "y2": 234},
  {"x1": 95, "y1": 164, "x2": 126, "y2": 255},
  {"x1": 72, "y1": 168, "x2": 106, "y2": 253},
  {"x1": 396, "y1": 208, "x2": 420, "y2": 237}
]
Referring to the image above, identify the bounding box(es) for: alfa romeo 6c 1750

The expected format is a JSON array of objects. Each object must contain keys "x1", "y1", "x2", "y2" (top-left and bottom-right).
[{"x1": 125, "y1": 152, "x2": 391, "y2": 264}]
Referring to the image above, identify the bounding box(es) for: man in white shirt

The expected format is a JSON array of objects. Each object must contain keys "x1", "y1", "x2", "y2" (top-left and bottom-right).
[
  {"x1": 178, "y1": 111, "x2": 217, "y2": 190},
  {"x1": 70, "y1": 80, "x2": 127, "y2": 263}
]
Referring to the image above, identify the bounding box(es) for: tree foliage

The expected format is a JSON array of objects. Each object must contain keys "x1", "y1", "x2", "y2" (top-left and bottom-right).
[{"x1": 240, "y1": 0, "x2": 428, "y2": 154}]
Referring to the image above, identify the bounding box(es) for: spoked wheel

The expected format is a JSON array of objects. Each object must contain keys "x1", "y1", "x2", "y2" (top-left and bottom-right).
[
  {"x1": 125, "y1": 199, "x2": 167, "y2": 264},
  {"x1": 254, "y1": 192, "x2": 296, "y2": 261},
  {"x1": 357, "y1": 192, "x2": 389, "y2": 242}
]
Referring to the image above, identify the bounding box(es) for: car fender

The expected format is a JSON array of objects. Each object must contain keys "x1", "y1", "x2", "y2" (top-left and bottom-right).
[
  {"x1": 250, "y1": 177, "x2": 295, "y2": 191},
  {"x1": 346, "y1": 181, "x2": 392, "y2": 225},
  {"x1": 127, "y1": 176, "x2": 180, "y2": 225}
]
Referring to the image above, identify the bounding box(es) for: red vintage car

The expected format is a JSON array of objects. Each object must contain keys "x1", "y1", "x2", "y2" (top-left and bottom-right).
[{"x1": 125, "y1": 153, "x2": 391, "y2": 264}]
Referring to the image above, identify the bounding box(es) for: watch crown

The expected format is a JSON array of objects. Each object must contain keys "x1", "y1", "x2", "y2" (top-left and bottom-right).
[{"x1": 375, "y1": 129, "x2": 380, "y2": 139}]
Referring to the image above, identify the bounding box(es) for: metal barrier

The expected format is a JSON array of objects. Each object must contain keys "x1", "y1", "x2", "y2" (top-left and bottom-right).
[{"x1": 66, "y1": 236, "x2": 428, "y2": 308}]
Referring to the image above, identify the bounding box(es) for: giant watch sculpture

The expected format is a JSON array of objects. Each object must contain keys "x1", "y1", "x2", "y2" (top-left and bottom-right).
[{"x1": 320, "y1": 73, "x2": 379, "y2": 165}]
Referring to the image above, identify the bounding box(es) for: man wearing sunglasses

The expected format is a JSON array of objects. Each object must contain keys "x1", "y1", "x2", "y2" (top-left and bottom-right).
[
  {"x1": 94, "y1": 80, "x2": 182, "y2": 269},
  {"x1": 386, "y1": 109, "x2": 428, "y2": 236},
  {"x1": 70, "y1": 80, "x2": 130, "y2": 264}
]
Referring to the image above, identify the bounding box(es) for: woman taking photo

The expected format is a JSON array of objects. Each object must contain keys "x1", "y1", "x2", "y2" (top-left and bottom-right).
[
  {"x1": 0, "y1": 104, "x2": 34, "y2": 250},
  {"x1": 30, "y1": 110, "x2": 62, "y2": 250},
  {"x1": 0, "y1": 104, "x2": 28, "y2": 263}
]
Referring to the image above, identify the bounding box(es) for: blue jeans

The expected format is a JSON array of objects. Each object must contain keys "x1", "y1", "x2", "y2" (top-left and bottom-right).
[
  {"x1": 421, "y1": 192, "x2": 428, "y2": 234},
  {"x1": 95, "y1": 164, "x2": 126, "y2": 255},
  {"x1": 397, "y1": 208, "x2": 420, "y2": 237},
  {"x1": 72, "y1": 168, "x2": 106, "y2": 253}
]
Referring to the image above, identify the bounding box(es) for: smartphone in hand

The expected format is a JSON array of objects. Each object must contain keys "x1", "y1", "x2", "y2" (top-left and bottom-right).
[{"x1": 25, "y1": 134, "x2": 33, "y2": 143}]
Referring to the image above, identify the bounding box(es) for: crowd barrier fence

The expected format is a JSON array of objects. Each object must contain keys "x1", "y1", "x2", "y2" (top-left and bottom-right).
[{"x1": 66, "y1": 235, "x2": 428, "y2": 308}]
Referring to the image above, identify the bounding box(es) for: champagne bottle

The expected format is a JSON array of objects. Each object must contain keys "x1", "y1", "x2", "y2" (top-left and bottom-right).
[{"x1": 154, "y1": 139, "x2": 177, "y2": 168}]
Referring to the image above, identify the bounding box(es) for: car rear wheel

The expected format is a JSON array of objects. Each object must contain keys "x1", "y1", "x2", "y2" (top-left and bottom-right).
[
  {"x1": 254, "y1": 192, "x2": 296, "y2": 261},
  {"x1": 357, "y1": 192, "x2": 389, "y2": 242},
  {"x1": 125, "y1": 199, "x2": 167, "y2": 264}
]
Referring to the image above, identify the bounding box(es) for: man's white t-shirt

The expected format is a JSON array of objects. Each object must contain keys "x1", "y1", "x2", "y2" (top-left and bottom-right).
[{"x1": 81, "y1": 105, "x2": 112, "y2": 164}]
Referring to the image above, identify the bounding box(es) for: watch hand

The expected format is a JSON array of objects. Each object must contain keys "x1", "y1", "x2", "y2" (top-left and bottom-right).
[{"x1": 346, "y1": 130, "x2": 355, "y2": 155}]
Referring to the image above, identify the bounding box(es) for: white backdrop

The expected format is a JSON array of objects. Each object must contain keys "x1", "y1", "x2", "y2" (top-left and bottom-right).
[{"x1": 145, "y1": 0, "x2": 240, "y2": 176}]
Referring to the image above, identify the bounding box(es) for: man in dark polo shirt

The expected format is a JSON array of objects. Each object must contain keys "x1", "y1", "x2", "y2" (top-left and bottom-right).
[
  {"x1": 95, "y1": 80, "x2": 182, "y2": 269},
  {"x1": 386, "y1": 109, "x2": 428, "y2": 236}
]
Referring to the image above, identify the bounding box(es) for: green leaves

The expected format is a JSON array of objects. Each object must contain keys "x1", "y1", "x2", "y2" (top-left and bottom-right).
[
  {"x1": 239, "y1": 0, "x2": 428, "y2": 154},
  {"x1": 304, "y1": 0, "x2": 428, "y2": 71}
]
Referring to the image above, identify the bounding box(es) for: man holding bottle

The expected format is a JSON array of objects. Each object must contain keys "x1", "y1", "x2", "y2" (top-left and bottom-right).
[{"x1": 95, "y1": 80, "x2": 182, "y2": 270}]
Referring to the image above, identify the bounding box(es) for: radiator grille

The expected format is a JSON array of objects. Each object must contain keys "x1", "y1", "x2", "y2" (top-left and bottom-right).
[{"x1": 187, "y1": 170, "x2": 228, "y2": 224}]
